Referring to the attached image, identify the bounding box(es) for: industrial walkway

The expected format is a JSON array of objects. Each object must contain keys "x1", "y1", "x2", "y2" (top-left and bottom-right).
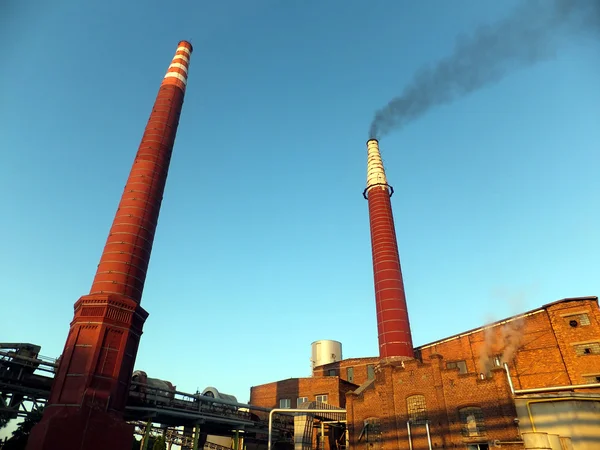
[{"x1": 0, "y1": 343, "x2": 294, "y2": 446}]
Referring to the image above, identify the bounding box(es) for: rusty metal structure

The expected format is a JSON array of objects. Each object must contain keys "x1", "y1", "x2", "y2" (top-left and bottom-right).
[
  {"x1": 363, "y1": 139, "x2": 414, "y2": 360},
  {"x1": 25, "y1": 41, "x2": 194, "y2": 450}
]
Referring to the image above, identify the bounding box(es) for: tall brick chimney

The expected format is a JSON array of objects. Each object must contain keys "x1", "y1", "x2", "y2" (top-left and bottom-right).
[
  {"x1": 363, "y1": 139, "x2": 414, "y2": 361},
  {"x1": 26, "y1": 41, "x2": 193, "y2": 450}
]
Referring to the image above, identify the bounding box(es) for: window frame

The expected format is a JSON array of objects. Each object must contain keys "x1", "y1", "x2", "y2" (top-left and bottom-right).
[
  {"x1": 446, "y1": 360, "x2": 468, "y2": 374},
  {"x1": 279, "y1": 398, "x2": 291, "y2": 409},
  {"x1": 406, "y1": 394, "x2": 428, "y2": 425},
  {"x1": 315, "y1": 394, "x2": 328, "y2": 404},
  {"x1": 573, "y1": 341, "x2": 600, "y2": 356},
  {"x1": 458, "y1": 406, "x2": 486, "y2": 437},
  {"x1": 297, "y1": 397, "x2": 308, "y2": 407},
  {"x1": 347, "y1": 367, "x2": 354, "y2": 383},
  {"x1": 367, "y1": 364, "x2": 375, "y2": 380},
  {"x1": 563, "y1": 312, "x2": 591, "y2": 327}
]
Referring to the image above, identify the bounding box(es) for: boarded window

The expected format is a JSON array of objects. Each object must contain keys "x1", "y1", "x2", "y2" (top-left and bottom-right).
[
  {"x1": 367, "y1": 364, "x2": 375, "y2": 380},
  {"x1": 574, "y1": 342, "x2": 600, "y2": 356},
  {"x1": 446, "y1": 360, "x2": 468, "y2": 374},
  {"x1": 584, "y1": 375, "x2": 600, "y2": 384},
  {"x1": 566, "y1": 313, "x2": 591, "y2": 327},
  {"x1": 459, "y1": 407, "x2": 486, "y2": 437},
  {"x1": 347, "y1": 367, "x2": 354, "y2": 383},
  {"x1": 407, "y1": 395, "x2": 428, "y2": 424}
]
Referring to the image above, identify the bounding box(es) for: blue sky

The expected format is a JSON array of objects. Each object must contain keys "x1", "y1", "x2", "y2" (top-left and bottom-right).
[{"x1": 1, "y1": 0, "x2": 599, "y2": 415}]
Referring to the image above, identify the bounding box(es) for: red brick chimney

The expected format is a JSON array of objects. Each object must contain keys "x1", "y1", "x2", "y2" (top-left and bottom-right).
[
  {"x1": 26, "y1": 41, "x2": 193, "y2": 450},
  {"x1": 363, "y1": 139, "x2": 414, "y2": 360}
]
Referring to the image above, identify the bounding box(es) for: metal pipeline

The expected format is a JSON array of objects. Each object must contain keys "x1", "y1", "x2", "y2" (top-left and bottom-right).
[
  {"x1": 503, "y1": 363, "x2": 516, "y2": 395},
  {"x1": 504, "y1": 363, "x2": 600, "y2": 394},
  {"x1": 425, "y1": 421, "x2": 433, "y2": 450},
  {"x1": 320, "y1": 422, "x2": 325, "y2": 450},
  {"x1": 406, "y1": 421, "x2": 413, "y2": 450}
]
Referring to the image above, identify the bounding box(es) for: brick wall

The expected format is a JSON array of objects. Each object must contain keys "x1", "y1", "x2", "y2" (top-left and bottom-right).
[
  {"x1": 250, "y1": 377, "x2": 357, "y2": 410},
  {"x1": 346, "y1": 357, "x2": 521, "y2": 450},
  {"x1": 250, "y1": 377, "x2": 355, "y2": 450},
  {"x1": 545, "y1": 299, "x2": 600, "y2": 386},
  {"x1": 418, "y1": 298, "x2": 600, "y2": 391},
  {"x1": 313, "y1": 357, "x2": 380, "y2": 386}
]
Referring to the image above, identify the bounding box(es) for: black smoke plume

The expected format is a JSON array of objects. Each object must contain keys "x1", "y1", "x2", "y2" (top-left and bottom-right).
[{"x1": 369, "y1": 0, "x2": 600, "y2": 139}]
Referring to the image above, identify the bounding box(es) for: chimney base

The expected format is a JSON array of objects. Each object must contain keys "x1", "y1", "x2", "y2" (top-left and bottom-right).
[{"x1": 26, "y1": 404, "x2": 133, "y2": 450}]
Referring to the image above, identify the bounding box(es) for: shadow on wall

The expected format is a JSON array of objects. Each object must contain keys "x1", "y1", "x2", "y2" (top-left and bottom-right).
[{"x1": 348, "y1": 397, "x2": 600, "y2": 449}]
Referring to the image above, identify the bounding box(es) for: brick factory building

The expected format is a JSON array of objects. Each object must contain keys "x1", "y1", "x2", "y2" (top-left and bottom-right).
[
  {"x1": 249, "y1": 140, "x2": 600, "y2": 450},
  {"x1": 250, "y1": 296, "x2": 600, "y2": 450}
]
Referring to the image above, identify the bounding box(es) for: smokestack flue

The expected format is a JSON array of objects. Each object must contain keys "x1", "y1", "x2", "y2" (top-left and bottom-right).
[
  {"x1": 27, "y1": 41, "x2": 193, "y2": 450},
  {"x1": 90, "y1": 42, "x2": 193, "y2": 302},
  {"x1": 364, "y1": 139, "x2": 414, "y2": 360},
  {"x1": 369, "y1": 0, "x2": 600, "y2": 139}
]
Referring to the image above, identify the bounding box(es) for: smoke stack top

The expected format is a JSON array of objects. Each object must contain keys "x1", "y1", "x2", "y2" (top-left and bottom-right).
[
  {"x1": 366, "y1": 139, "x2": 388, "y2": 193},
  {"x1": 161, "y1": 41, "x2": 193, "y2": 91},
  {"x1": 364, "y1": 140, "x2": 414, "y2": 360}
]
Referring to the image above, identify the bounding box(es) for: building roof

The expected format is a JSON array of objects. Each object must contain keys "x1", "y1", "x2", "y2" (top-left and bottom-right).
[{"x1": 418, "y1": 296, "x2": 598, "y2": 350}]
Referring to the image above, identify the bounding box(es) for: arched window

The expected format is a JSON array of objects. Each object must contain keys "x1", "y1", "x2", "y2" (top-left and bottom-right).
[
  {"x1": 407, "y1": 395, "x2": 428, "y2": 424},
  {"x1": 458, "y1": 407, "x2": 486, "y2": 437}
]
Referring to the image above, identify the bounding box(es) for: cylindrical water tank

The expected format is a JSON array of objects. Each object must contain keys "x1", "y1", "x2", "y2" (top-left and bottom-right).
[
  {"x1": 311, "y1": 340, "x2": 343, "y2": 369},
  {"x1": 522, "y1": 432, "x2": 551, "y2": 449}
]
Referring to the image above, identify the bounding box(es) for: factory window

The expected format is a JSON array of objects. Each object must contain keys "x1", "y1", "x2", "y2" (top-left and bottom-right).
[
  {"x1": 328, "y1": 369, "x2": 337, "y2": 376},
  {"x1": 315, "y1": 394, "x2": 328, "y2": 404},
  {"x1": 446, "y1": 360, "x2": 468, "y2": 374},
  {"x1": 367, "y1": 364, "x2": 375, "y2": 380},
  {"x1": 574, "y1": 342, "x2": 600, "y2": 356},
  {"x1": 459, "y1": 407, "x2": 486, "y2": 437},
  {"x1": 583, "y1": 374, "x2": 600, "y2": 384},
  {"x1": 407, "y1": 395, "x2": 428, "y2": 425},
  {"x1": 358, "y1": 417, "x2": 382, "y2": 444},
  {"x1": 297, "y1": 397, "x2": 308, "y2": 407},
  {"x1": 565, "y1": 313, "x2": 591, "y2": 328},
  {"x1": 279, "y1": 398, "x2": 291, "y2": 409},
  {"x1": 347, "y1": 367, "x2": 354, "y2": 383}
]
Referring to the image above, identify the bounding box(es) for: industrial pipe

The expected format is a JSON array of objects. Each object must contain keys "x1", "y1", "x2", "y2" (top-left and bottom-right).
[
  {"x1": 504, "y1": 363, "x2": 600, "y2": 394},
  {"x1": 267, "y1": 408, "x2": 345, "y2": 450},
  {"x1": 129, "y1": 382, "x2": 272, "y2": 412},
  {"x1": 320, "y1": 422, "x2": 325, "y2": 450},
  {"x1": 425, "y1": 421, "x2": 433, "y2": 450},
  {"x1": 503, "y1": 363, "x2": 516, "y2": 395},
  {"x1": 406, "y1": 421, "x2": 413, "y2": 450}
]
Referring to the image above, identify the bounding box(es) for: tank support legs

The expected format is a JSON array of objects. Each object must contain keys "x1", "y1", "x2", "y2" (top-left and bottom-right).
[
  {"x1": 193, "y1": 424, "x2": 201, "y2": 450},
  {"x1": 141, "y1": 419, "x2": 153, "y2": 450},
  {"x1": 234, "y1": 430, "x2": 240, "y2": 450}
]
